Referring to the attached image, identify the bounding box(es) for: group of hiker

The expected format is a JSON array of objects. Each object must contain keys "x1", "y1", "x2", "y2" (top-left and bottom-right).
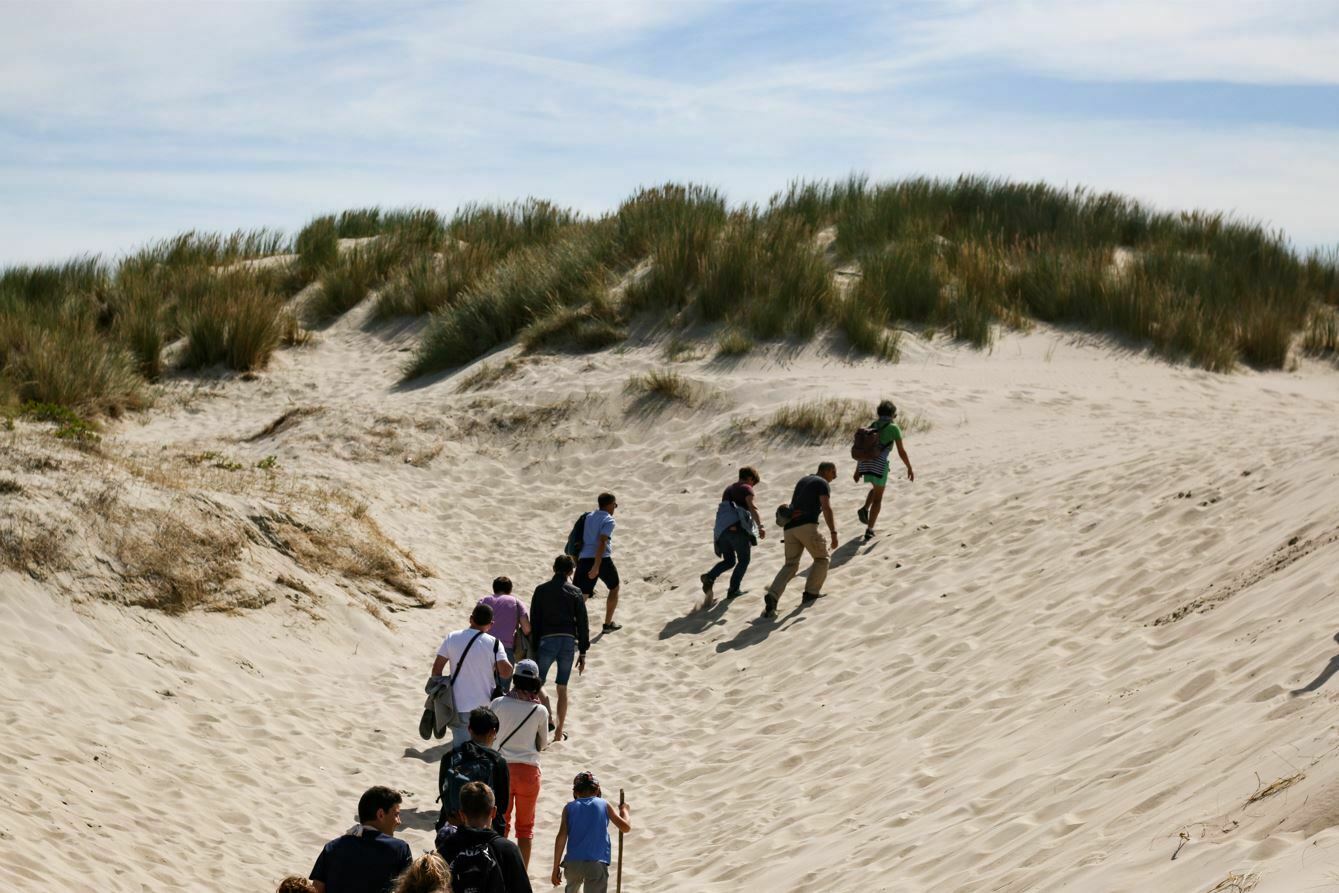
[{"x1": 280, "y1": 399, "x2": 913, "y2": 892}]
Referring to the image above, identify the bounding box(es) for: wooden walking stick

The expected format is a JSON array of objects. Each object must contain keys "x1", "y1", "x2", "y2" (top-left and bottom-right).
[{"x1": 617, "y1": 788, "x2": 626, "y2": 893}]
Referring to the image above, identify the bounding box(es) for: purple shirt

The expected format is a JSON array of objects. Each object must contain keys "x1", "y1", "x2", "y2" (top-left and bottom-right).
[{"x1": 479, "y1": 594, "x2": 527, "y2": 649}]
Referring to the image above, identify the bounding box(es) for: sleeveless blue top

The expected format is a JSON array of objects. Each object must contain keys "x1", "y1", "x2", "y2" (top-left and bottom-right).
[{"x1": 565, "y1": 796, "x2": 611, "y2": 863}]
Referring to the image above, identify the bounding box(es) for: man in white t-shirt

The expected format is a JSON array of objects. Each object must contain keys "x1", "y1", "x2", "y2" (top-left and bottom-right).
[{"x1": 430, "y1": 602, "x2": 514, "y2": 747}]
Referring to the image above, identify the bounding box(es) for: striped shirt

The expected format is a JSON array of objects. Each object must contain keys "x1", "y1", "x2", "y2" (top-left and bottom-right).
[{"x1": 856, "y1": 418, "x2": 902, "y2": 478}]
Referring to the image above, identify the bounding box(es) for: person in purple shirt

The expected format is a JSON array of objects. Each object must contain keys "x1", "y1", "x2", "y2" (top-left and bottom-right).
[{"x1": 480, "y1": 577, "x2": 531, "y2": 694}]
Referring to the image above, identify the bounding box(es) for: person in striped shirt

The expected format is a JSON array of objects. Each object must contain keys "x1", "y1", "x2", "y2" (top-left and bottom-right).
[{"x1": 854, "y1": 400, "x2": 914, "y2": 542}]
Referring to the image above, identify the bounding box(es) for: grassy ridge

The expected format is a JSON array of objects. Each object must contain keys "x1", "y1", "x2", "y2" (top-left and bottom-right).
[{"x1": 3, "y1": 178, "x2": 1337, "y2": 414}]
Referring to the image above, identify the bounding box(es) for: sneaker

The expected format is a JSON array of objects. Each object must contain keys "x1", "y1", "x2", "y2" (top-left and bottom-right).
[
  {"x1": 725, "y1": 589, "x2": 742, "y2": 600},
  {"x1": 761, "y1": 590, "x2": 779, "y2": 619},
  {"x1": 602, "y1": 622, "x2": 622, "y2": 633},
  {"x1": 864, "y1": 528, "x2": 875, "y2": 542},
  {"x1": 802, "y1": 591, "x2": 826, "y2": 600},
  {"x1": 700, "y1": 573, "x2": 714, "y2": 596},
  {"x1": 857, "y1": 506, "x2": 870, "y2": 525}
]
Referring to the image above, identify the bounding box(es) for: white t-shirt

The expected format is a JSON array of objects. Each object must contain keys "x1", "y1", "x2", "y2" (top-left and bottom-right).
[
  {"x1": 490, "y1": 696, "x2": 550, "y2": 767},
  {"x1": 437, "y1": 628, "x2": 503, "y2": 715}
]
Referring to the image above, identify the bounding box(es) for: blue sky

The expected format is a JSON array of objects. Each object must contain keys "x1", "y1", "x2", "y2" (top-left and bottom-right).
[{"x1": 3, "y1": 0, "x2": 1338, "y2": 265}]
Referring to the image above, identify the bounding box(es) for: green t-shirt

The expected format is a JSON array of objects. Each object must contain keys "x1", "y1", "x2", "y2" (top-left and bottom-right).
[{"x1": 878, "y1": 420, "x2": 902, "y2": 448}]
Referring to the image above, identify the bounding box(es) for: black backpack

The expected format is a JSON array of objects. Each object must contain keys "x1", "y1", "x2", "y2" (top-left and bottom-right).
[
  {"x1": 440, "y1": 742, "x2": 498, "y2": 826},
  {"x1": 449, "y1": 835, "x2": 507, "y2": 893},
  {"x1": 564, "y1": 512, "x2": 590, "y2": 558}
]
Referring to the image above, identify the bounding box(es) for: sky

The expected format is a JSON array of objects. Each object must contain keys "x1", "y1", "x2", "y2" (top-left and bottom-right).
[{"x1": 3, "y1": 0, "x2": 1339, "y2": 266}]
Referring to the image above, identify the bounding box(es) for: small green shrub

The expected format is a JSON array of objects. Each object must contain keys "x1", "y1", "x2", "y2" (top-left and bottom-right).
[
  {"x1": 335, "y1": 207, "x2": 382, "y2": 238},
  {"x1": 406, "y1": 228, "x2": 617, "y2": 378},
  {"x1": 520, "y1": 299, "x2": 625, "y2": 353},
  {"x1": 294, "y1": 215, "x2": 339, "y2": 280},
  {"x1": 854, "y1": 241, "x2": 941, "y2": 323}
]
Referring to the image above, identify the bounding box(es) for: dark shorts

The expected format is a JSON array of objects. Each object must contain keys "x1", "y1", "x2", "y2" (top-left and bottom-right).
[{"x1": 576, "y1": 557, "x2": 619, "y2": 594}]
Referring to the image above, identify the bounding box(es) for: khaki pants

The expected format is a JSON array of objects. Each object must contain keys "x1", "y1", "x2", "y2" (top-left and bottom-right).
[
  {"x1": 564, "y1": 859, "x2": 609, "y2": 893},
  {"x1": 767, "y1": 523, "x2": 829, "y2": 598}
]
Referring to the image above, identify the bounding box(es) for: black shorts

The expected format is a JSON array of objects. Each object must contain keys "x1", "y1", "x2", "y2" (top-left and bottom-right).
[{"x1": 576, "y1": 557, "x2": 619, "y2": 594}]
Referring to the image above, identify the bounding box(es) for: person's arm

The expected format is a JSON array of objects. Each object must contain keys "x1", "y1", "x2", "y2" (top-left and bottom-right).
[
  {"x1": 310, "y1": 847, "x2": 329, "y2": 893},
  {"x1": 896, "y1": 440, "x2": 914, "y2": 481},
  {"x1": 575, "y1": 588, "x2": 590, "y2": 656},
  {"x1": 819, "y1": 494, "x2": 837, "y2": 549},
  {"x1": 495, "y1": 638, "x2": 513, "y2": 678},
  {"x1": 529, "y1": 591, "x2": 544, "y2": 643},
  {"x1": 312, "y1": 883, "x2": 326, "y2": 893},
  {"x1": 606, "y1": 799, "x2": 632, "y2": 834},
  {"x1": 492, "y1": 758, "x2": 510, "y2": 835},
  {"x1": 745, "y1": 493, "x2": 765, "y2": 540},
  {"x1": 431, "y1": 653, "x2": 448, "y2": 677},
  {"x1": 519, "y1": 605, "x2": 532, "y2": 638},
  {"x1": 552, "y1": 806, "x2": 569, "y2": 888},
  {"x1": 536, "y1": 705, "x2": 550, "y2": 752},
  {"x1": 588, "y1": 534, "x2": 609, "y2": 577},
  {"x1": 499, "y1": 840, "x2": 534, "y2": 893}
]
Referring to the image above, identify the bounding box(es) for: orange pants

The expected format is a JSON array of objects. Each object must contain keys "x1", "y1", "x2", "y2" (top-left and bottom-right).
[{"x1": 504, "y1": 762, "x2": 541, "y2": 839}]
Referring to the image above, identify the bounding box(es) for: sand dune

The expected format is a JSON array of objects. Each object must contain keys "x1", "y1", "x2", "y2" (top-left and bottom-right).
[{"x1": 3, "y1": 303, "x2": 1339, "y2": 892}]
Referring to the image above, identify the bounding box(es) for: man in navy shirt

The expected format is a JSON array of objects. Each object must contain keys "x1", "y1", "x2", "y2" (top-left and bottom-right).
[{"x1": 310, "y1": 786, "x2": 412, "y2": 893}]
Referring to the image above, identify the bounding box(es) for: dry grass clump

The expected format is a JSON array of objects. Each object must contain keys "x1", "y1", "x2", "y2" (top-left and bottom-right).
[
  {"x1": 454, "y1": 358, "x2": 523, "y2": 392},
  {"x1": 0, "y1": 510, "x2": 66, "y2": 579},
  {"x1": 177, "y1": 269, "x2": 286, "y2": 371},
  {"x1": 715, "y1": 328, "x2": 754, "y2": 357},
  {"x1": 625, "y1": 369, "x2": 699, "y2": 406},
  {"x1": 520, "y1": 298, "x2": 625, "y2": 354},
  {"x1": 767, "y1": 398, "x2": 867, "y2": 441},
  {"x1": 111, "y1": 499, "x2": 249, "y2": 613},
  {"x1": 1302, "y1": 305, "x2": 1339, "y2": 357}
]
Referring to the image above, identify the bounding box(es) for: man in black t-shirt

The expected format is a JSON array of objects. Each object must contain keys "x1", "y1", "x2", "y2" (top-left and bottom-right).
[
  {"x1": 762, "y1": 461, "x2": 839, "y2": 618},
  {"x1": 310, "y1": 786, "x2": 412, "y2": 893}
]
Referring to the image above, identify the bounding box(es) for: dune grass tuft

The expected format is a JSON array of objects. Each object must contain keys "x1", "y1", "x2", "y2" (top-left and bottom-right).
[
  {"x1": 625, "y1": 369, "x2": 697, "y2": 404},
  {"x1": 767, "y1": 399, "x2": 867, "y2": 441},
  {"x1": 716, "y1": 328, "x2": 754, "y2": 357}
]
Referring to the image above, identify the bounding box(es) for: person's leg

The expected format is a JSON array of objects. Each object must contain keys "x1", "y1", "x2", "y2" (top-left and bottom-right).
[
  {"x1": 585, "y1": 862, "x2": 610, "y2": 893},
  {"x1": 766, "y1": 527, "x2": 806, "y2": 598},
  {"x1": 703, "y1": 540, "x2": 737, "y2": 590},
  {"x1": 601, "y1": 560, "x2": 621, "y2": 629},
  {"x1": 554, "y1": 685, "x2": 569, "y2": 739},
  {"x1": 799, "y1": 524, "x2": 832, "y2": 596},
  {"x1": 510, "y1": 762, "x2": 540, "y2": 866},
  {"x1": 575, "y1": 558, "x2": 597, "y2": 600},
  {"x1": 449, "y1": 715, "x2": 470, "y2": 749},
  {"x1": 727, "y1": 531, "x2": 751, "y2": 596},
  {"x1": 866, "y1": 483, "x2": 886, "y2": 529},
  {"x1": 552, "y1": 637, "x2": 574, "y2": 738},
  {"x1": 564, "y1": 861, "x2": 583, "y2": 893}
]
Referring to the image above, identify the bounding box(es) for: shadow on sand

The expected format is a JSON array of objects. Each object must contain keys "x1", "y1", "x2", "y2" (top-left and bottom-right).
[
  {"x1": 403, "y1": 743, "x2": 453, "y2": 764},
  {"x1": 398, "y1": 807, "x2": 441, "y2": 833},
  {"x1": 1291, "y1": 632, "x2": 1339, "y2": 696}
]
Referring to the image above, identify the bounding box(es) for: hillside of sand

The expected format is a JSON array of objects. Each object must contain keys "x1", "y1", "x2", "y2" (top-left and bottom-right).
[{"x1": 3, "y1": 296, "x2": 1339, "y2": 892}]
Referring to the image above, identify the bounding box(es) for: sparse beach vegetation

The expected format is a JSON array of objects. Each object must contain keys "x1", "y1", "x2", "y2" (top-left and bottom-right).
[{"x1": 2, "y1": 181, "x2": 1336, "y2": 413}]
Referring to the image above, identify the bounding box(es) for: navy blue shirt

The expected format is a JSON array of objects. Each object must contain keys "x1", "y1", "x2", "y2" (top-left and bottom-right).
[{"x1": 310, "y1": 828, "x2": 411, "y2": 893}]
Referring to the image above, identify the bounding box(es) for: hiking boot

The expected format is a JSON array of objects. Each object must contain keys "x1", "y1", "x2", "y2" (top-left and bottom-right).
[
  {"x1": 762, "y1": 590, "x2": 779, "y2": 619},
  {"x1": 602, "y1": 621, "x2": 622, "y2": 633},
  {"x1": 700, "y1": 573, "x2": 714, "y2": 596},
  {"x1": 857, "y1": 506, "x2": 870, "y2": 525}
]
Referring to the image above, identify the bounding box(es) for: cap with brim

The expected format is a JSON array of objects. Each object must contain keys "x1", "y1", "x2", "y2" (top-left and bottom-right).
[{"x1": 514, "y1": 659, "x2": 540, "y2": 680}]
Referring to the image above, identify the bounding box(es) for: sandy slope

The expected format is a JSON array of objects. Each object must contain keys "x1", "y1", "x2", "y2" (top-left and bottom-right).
[{"x1": 3, "y1": 302, "x2": 1339, "y2": 892}]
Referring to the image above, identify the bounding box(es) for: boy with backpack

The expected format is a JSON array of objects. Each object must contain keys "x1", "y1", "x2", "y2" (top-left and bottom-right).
[
  {"x1": 851, "y1": 400, "x2": 914, "y2": 543},
  {"x1": 436, "y1": 781, "x2": 532, "y2": 893},
  {"x1": 438, "y1": 708, "x2": 510, "y2": 836},
  {"x1": 550, "y1": 771, "x2": 632, "y2": 893}
]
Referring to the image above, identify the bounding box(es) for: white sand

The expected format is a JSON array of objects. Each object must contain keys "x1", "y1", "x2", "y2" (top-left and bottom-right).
[{"x1": 3, "y1": 303, "x2": 1339, "y2": 892}]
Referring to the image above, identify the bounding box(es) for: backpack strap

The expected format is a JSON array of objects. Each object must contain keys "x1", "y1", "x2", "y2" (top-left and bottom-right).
[
  {"x1": 496, "y1": 705, "x2": 540, "y2": 751},
  {"x1": 449, "y1": 630, "x2": 486, "y2": 686}
]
